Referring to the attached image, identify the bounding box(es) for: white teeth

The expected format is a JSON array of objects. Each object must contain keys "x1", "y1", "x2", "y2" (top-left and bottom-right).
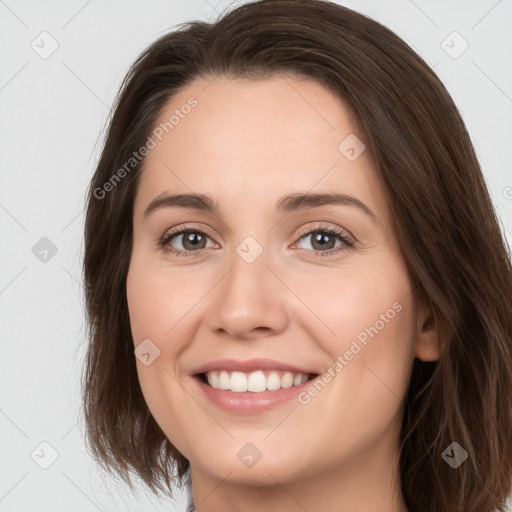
[
  {"x1": 209, "y1": 371, "x2": 219, "y2": 388},
  {"x1": 281, "y1": 372, "x2": 294, "y2": 389},
  {"x1": 218, "y1": 370, "x2": 231, "y2": 390},
  {"x1": 204, "y1": 370, "x2": 310, "y2": 392},
  {"x1": 230, "y1": 371, "x2": 247, "y2": 392},
  {"x1": 247, "y1": 370, "x2": 267, "y2": 392},
  {"x1": 266, "y1": 371, "x2": 281, "y2": 391}
]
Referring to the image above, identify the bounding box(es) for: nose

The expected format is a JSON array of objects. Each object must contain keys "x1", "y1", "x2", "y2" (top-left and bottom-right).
[{"x1": 207, "y1": 245, "x2": 289, "y2": 340}]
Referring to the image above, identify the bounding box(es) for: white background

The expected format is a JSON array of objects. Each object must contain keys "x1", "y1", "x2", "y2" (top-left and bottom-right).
[{"x1": 1, "y1": 0, "x2": 511, "y2": 511}]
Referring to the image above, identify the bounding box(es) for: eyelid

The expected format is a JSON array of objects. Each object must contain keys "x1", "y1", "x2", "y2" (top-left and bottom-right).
[
  {"x1": 160, "y1": 222, "x2": 218, "y2": 240},
  {"x1": 295, "y1": 222, "x2": 355, "y2": 243}
]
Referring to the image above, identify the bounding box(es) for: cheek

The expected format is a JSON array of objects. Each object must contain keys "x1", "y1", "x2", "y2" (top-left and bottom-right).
[
  {"x1": 126, "y1": 255, "x2": 200, "y2": 347},
  {"x1": 126, "y1": 259, "x2": 184, "y2": 398},
  {"x1": 126, "y1": 259, "x2": 197, "y2": 453},
  {"x1": 126, "y1": 274, "x2": 170, "y2": 346},
  {"x1": 290, "y1": 273, "x2": 416, "y2": 464},
  {"x1": 291, "y1": 259, "x2": 414, "y2": 355},
  {"x1": 293, "y1": 256, "x2": 416, "y2": 414}
]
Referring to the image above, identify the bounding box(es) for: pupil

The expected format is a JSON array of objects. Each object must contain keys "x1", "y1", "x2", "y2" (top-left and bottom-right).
[
  {"x1": 313, "y1": 232, "x2": 334, "y2": 250},
  {"x1": 184, "y1": 232, "x2": 204, "y2": 250}
]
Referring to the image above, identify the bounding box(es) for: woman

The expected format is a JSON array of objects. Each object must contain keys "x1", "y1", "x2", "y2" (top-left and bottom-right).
[{"x1": 82, "y1": 1, "x2": 512, "y2": 511}]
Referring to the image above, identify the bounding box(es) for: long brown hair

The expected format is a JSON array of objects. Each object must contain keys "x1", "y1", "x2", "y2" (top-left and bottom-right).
[{"x1": 81, "y1": 1, "x2": 512, "y2": 510}]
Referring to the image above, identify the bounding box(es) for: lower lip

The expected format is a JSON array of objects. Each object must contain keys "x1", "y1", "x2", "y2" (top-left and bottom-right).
[{"x1": 193, "y1": 375, "x2": 316, "y2": 414}]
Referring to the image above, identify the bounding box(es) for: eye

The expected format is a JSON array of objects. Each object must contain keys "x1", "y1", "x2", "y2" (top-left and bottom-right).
[
  {"x1": 160, "y1": 227, "x2": 217, "y2": 257},
  {"x1": 294, "y1": 224, "x2": 354, "y2": 257},
  {"x1": 159, "y1": 223, "x2": 355, "y2": 258}
]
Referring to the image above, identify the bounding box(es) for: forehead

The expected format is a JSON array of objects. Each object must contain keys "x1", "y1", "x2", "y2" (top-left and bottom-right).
[{"x1": 135, "y1": 74, "x2": 385, "y2": 217}]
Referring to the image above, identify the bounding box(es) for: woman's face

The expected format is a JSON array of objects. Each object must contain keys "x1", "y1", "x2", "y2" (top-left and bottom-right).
[{"x1": 126, "y1": 74, "x2": 438, "y2": 502}]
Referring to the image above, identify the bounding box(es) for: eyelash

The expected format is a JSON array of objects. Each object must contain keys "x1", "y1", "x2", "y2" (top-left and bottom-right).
[{"x1": 158, "y1": 224, "x2": 355, "y2": 259}]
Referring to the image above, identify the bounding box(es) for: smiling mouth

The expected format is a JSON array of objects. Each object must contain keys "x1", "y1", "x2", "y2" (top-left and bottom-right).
[{"x1": 197, "y1": 370, "x2": 318, "y2": 393}]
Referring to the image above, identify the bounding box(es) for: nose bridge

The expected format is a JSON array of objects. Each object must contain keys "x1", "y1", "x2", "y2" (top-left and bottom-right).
[{"x1": 209, "y1": 234, "x2": 287, "y2": 338}]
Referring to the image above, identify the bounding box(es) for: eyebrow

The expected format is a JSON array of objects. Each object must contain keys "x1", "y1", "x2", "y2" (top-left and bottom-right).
[{"x1": 143, "y1": 192, "x2": 377, "y2": 223}]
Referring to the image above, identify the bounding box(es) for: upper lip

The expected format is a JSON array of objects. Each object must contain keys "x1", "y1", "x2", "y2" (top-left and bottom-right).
[{"x1": 193, "y1": 358, "x2": 317, "y2": 375}]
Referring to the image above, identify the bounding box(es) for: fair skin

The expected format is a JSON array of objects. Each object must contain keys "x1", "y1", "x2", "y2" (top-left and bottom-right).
[{"x1": 126, "y1": 73, "x2": 440, "y2": 512}]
